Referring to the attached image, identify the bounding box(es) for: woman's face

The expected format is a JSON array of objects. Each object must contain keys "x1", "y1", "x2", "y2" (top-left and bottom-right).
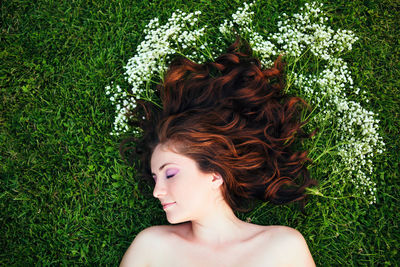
[{"x1": 150, "y1": 143, "x2": 221, "y2": 224}]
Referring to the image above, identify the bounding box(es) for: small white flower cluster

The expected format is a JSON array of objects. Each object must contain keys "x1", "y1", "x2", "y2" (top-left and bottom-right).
[
  {"x1": 270, "y1": 2, "x2": 358, "y2": 61},
  {"x1": 293, "y1": 62, "x2": 384, "y2": 203},
  {"x1": 219, "y1": 2, "x2": 254, "y2": 34},
  {"x1": 274, "y1": 4, "x2": 384, "y2": 204},
  {"x1": 336, "y1": 100, "x2": 384, "y2": 203},
  {"x1": 106, "y1": 82, "x2": 138, "y2": 135},
  {"x1": 107, "y1": 9, "x2": 208, "y2": 135},
  {"x1": 218, "y1": 1, "x2": 277, "y2": 67},
  {"x1": 124, "y1": 9, "x2": 205, "y2": 94}
]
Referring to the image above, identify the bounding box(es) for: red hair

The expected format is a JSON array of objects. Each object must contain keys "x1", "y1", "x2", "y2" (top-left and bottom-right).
[{"x1": 121, "y1": 38, "x2": 317, "y2": 212}]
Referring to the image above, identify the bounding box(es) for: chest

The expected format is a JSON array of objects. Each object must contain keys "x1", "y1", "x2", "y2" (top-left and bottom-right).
[{"x1": 149, "y1": 237, "x2": 279, "y2": 267}]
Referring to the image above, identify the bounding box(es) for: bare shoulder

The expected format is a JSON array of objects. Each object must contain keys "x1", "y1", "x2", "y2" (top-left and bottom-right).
[
  {"x1": 119, "y1": 225, "x2": 172, "y2": 267},
  {"x1": 261, "y1": 225, "x2": 316, "y2": 267},
  {"x1": 263, "y1": 225, "x2": 304, "y2": 239}
]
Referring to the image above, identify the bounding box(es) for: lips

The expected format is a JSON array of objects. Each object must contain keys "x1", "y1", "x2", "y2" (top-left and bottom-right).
[{"x1": 162, "y1": 202, "x2": 176, "y2": 209}]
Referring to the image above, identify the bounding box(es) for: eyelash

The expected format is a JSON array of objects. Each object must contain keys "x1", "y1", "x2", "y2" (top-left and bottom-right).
[
  {"x1": 152, "y1": 173, "x2": 175, "y2": 181},
  {"x1": 166, "y1": 174, "x2": 175, "y2": 179}
]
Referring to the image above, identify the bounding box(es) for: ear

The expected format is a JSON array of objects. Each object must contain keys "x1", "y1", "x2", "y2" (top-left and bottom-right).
[{"x1": 210, "y1": 173, "x2": 223, "y2": 189}]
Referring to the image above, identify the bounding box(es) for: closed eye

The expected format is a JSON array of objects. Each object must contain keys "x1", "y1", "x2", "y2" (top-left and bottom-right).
[
  {"x1": 165, "y1": 168, "x2": 179, "y2": 179},
  {"x1": 166, "y1": 174, "x2": 175, "y2": 179}
]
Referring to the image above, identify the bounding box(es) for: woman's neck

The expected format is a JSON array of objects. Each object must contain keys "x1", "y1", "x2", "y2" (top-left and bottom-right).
[{"x1": 184, "y1": 200, "x2": 250, "y2": 248}]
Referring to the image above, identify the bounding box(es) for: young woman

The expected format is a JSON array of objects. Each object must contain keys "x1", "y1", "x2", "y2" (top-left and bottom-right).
[{"x1": 120, "y1": 38, "x2": 317, "y2": 267}]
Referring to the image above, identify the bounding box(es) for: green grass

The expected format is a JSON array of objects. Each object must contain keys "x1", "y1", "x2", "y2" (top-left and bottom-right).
[{"x1": 1, "y1": 0, "x2": 399, "y2": 265}]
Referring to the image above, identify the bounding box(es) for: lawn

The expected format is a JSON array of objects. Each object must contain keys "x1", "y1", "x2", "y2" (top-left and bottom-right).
[{"x1": 1, "y1": 0, "x2": 399, "y2": 265}]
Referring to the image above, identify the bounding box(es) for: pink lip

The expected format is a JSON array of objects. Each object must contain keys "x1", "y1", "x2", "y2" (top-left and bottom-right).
[{"x1": 162, "y1": 202, "x2": 176, "y2": 210}]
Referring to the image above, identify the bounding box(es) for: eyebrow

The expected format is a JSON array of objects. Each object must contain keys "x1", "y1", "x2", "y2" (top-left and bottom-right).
[{"x1": 151, "y1": 163, "x2": 174, "y2": 175}]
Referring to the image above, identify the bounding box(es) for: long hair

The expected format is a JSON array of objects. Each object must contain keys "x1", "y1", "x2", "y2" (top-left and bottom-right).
[{"x1": 121, "y1": 37, "x2": 317, "y2": 212}]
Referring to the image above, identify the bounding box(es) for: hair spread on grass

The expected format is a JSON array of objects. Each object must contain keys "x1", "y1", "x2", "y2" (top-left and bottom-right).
[{"x1": 120, "y1": 37, "x2": 317, "y2": 212}]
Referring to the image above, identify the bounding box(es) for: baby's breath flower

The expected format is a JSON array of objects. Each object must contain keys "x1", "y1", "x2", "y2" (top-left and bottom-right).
[{"x1": 276, "y1": 3, "x2": 383, "y2": 203}]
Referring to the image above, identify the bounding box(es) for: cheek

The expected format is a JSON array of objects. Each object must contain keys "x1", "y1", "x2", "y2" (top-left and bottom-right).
[{"x1": 183, "y1": 178, "x2": 212, "y2": 204}]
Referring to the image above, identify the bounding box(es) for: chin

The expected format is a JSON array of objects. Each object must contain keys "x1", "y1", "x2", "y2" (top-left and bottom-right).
[{"x1": 166, "y1": 215, "x2": 189, "y2": 225}]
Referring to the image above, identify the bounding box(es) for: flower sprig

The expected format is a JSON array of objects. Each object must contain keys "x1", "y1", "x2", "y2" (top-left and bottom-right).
[{"x1": 108, "y1": 9, "x2": 217, "y2": 135}]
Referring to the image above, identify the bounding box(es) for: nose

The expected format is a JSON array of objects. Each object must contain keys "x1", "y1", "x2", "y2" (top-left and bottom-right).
[{"x1": 152, "y1": 179, "x2": 167, "y2": 199}]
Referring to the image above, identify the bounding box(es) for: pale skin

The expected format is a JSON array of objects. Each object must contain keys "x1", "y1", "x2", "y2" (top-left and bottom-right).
[{"x1": 120, "y1": 143, "x2": 316, "y2": 267}]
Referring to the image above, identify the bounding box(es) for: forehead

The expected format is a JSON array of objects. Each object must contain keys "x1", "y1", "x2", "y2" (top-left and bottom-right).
[{"x1": 150, "y1": 144, "x2": 191, "y2": 170}]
